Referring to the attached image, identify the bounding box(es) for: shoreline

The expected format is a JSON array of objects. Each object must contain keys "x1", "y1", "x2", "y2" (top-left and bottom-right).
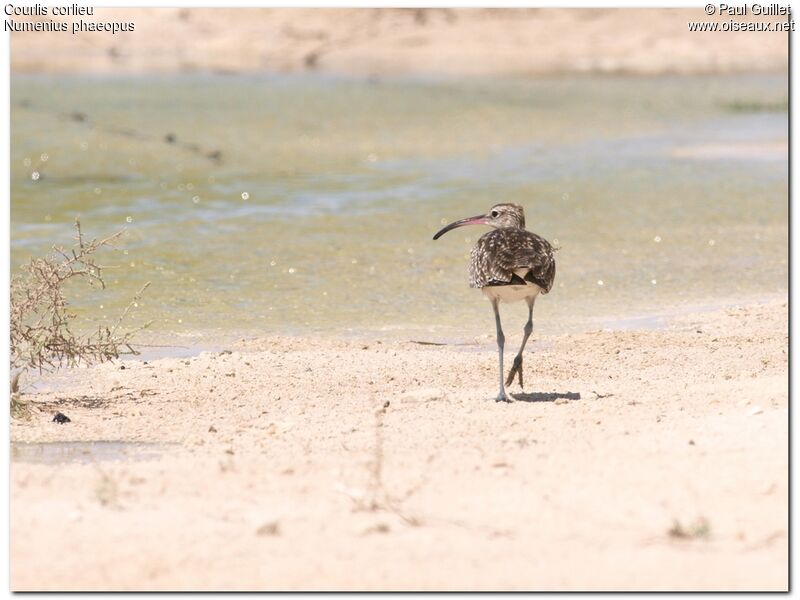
[
  {"x1": 10, "y1": 69, "x2": 790, "y2": 82},
  {"x1": 11, "y1": 8, "x2": 788, "y2": 78},
  {"x1": 10, "y1": 297, "x2": 788, "y2": 590},
  {"x1": 43, "y1": 290, "x2": 786, "y2": 365}
]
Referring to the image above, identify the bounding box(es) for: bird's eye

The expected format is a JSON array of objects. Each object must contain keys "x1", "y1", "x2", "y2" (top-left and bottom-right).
[{"x1": 490, "y1": 210, "x2": 499, "y2": 218}]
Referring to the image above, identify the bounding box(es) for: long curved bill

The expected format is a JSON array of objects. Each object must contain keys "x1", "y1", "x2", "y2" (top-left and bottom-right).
[{"x1": 432, "y1": 215, "x2": 487, "y2": 240}]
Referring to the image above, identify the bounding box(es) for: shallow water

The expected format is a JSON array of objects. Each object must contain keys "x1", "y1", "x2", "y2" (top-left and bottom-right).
[
  {"x1": 10, "y1": 74, "x2": 788, "y2": 340},
  {"x1": 10, "y1": 441, "x2": 168, "y2": 464}
]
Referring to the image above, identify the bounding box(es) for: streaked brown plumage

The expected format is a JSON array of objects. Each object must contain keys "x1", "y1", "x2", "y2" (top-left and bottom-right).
[
  {"x1": 433, "y1": 203, "x2": 556, "y2": 402},
  {"x1": 470, "y1": 227, "x2": 556, "y2": 291}
]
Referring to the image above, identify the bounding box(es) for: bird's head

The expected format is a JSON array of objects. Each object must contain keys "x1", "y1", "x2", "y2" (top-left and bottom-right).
[{"x1": 432, "y1": 203, "x2": 525, "y2": 240}]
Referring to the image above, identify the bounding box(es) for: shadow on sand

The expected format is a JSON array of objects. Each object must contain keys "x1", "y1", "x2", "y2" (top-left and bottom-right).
[{"x1": 510, "y1": 391, "x2": 581, "y2": 403}]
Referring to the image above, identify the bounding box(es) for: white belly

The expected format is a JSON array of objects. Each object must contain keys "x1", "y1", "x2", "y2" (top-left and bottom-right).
[{"x1": 482, "y1": 283, "x2": 541, "y2": 304}]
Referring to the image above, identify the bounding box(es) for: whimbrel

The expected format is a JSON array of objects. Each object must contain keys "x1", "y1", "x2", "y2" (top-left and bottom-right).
[{"x1": 433, "y1": 203, "x2": 556, "y2": 402}]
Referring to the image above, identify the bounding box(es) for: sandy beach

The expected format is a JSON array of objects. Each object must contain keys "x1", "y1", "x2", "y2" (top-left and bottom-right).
[
  {"x1": 10, "y1": 297, "x2": 788, "y2": 591},
  {"x1": 10, "y1": 8, "x2": 788, "y2": 77}
]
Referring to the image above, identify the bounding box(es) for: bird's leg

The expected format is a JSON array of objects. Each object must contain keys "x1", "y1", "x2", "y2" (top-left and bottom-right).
[
  {"x1": 506, "y1": 297, "x2": 535, "y2": 388},
  {"x1": 492, "y1": 299, "x2": 510, "y2": 402}
]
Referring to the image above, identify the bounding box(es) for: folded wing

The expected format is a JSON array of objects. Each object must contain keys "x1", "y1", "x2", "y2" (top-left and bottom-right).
[{"x1": 469, "y1": 228, "x2": 556, "y2": 293}]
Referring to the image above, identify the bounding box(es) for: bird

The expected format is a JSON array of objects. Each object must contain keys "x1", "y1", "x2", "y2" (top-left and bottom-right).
[{"x1": 433, "y1": 203, "x2": 556, "y2": 402}]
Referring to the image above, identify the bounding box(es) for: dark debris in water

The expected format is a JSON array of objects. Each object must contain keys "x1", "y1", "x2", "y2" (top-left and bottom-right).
[
  {"x1": 15, "y1": 100, "x2": 224, "y2": 166},
  {"x1": 721, "y1": 99, "x2": 788, "y2": 113}
]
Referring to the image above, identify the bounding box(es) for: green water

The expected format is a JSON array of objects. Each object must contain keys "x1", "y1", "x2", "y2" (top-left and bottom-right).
[{"x1": 10, "y1": 74, "x2": 788, "y2": 342}]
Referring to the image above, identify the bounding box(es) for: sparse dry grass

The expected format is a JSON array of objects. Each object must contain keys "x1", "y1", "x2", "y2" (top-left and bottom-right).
[
  {"x1": 669, "y1": 517, "x2": 711, "y2": 541},
  {"x1": 358, "y1": 400, "x2": 421, "y2": 526},
  {"x1": 10, "y1": 219, "x2": 150, "y2": 414}
]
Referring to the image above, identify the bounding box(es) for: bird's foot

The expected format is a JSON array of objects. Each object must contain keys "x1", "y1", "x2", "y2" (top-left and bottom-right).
[
  {"x1": 495, "y1": 392, "x2": 513, "y2": 403},
  {"x1": 505, "y1": 355, "x2": 524, "y2": 388}
]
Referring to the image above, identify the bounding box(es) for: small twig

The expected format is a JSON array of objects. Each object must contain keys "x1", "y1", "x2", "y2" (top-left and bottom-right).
[
  {"x1": 355, "y1": 400, "x2": 423, "y2": 526},
  {"x1": 110, "y1": 282, "x2": 151, "y2": 336}
]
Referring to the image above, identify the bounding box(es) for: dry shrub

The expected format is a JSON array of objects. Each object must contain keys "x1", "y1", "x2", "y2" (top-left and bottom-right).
[{"x1": 10, "y1": 219, "x2": 150, "y2": 414}]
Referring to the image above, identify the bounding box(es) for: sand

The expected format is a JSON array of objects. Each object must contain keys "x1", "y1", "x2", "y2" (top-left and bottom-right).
[
  {"x1": 10, "y1": 298, "x2": 788, "y2": 591},
  {"x1": 10, "y1": 8, "x2": 788, "y2": 77}
]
